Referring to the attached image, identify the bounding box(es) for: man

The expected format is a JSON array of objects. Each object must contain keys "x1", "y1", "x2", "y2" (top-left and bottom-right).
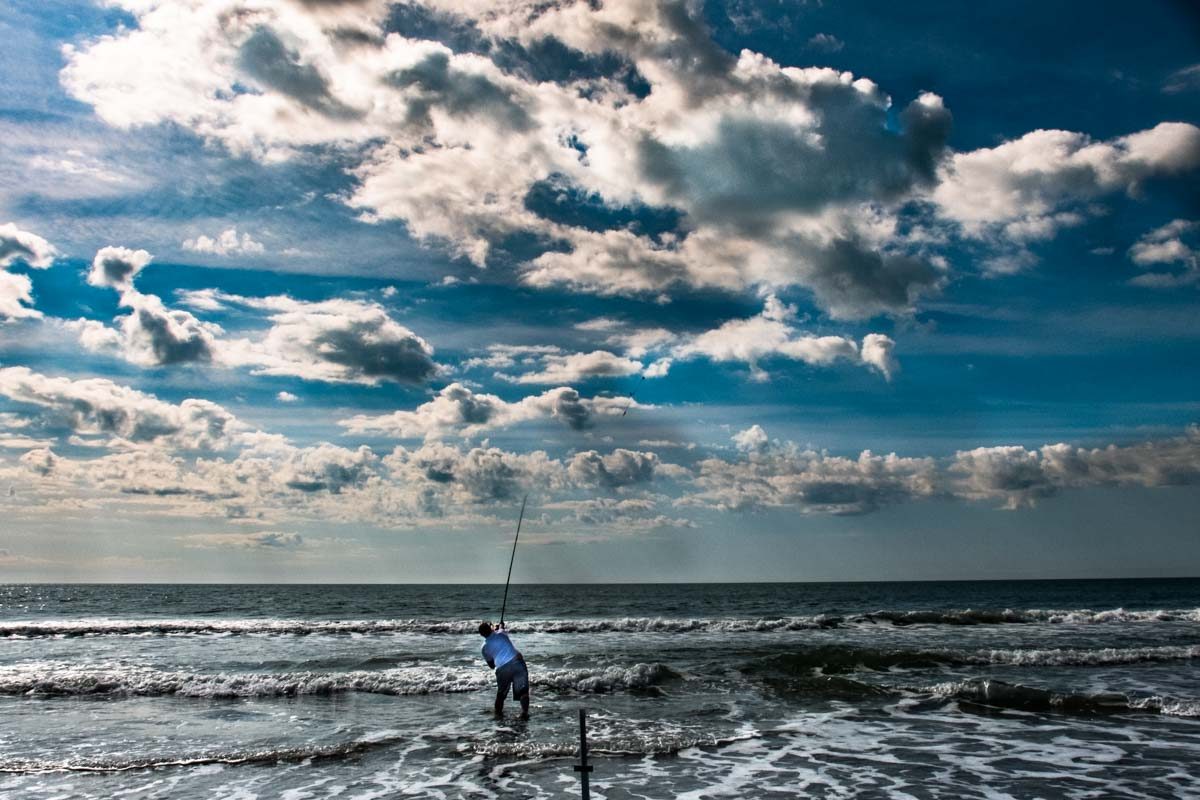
[{"x1": 478, "y1": 621, "x2": 530, "y2": 718}]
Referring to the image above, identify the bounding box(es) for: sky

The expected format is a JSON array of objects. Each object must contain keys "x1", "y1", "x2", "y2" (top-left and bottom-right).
[{"x1": 0, "y1": 0, "x2": 1198, "y2": 583}]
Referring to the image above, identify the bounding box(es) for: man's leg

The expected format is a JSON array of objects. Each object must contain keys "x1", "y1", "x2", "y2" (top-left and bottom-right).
[
  {"x1": 494, "y1": 662, "x2": 513, "y2": 715},
  {"x1": 515, "y1": 661, "x2": 530, "y2": 719}
]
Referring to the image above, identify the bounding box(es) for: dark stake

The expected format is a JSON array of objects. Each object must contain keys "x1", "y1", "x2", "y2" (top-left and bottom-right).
[{"x1": 574, "y1": 708, "x2": 594, "y2": 799}]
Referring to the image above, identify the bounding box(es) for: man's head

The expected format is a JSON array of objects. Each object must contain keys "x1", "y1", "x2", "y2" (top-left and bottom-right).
[{"x1": 478, "y1": 621, "x2": 493, "y2": 638}]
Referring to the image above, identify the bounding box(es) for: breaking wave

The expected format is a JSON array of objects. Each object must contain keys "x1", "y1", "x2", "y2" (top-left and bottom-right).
[
  {"x1": 0, "y1": 736, "x2": 403, "y2": 774},
  {"x1": 468, "y1": 730, "x2": 760, "y2": 759},
  {"x1": 3, "y1": 608, "x2": 1197, "y2": 638},
  {"x1": 0, "y1": 661, "x2": 679, "y2": 699},
  {"x1": 745, "y1": 643, "x2": 1200, "y2": 675},
  {"x1": 925, "y1": 678, "x2": 1200, "y2": 718}
]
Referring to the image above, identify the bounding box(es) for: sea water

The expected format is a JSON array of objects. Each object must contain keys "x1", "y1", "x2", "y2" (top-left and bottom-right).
[{"x1": 1, "y1": 580, "x2": 1198, "y2": 799}]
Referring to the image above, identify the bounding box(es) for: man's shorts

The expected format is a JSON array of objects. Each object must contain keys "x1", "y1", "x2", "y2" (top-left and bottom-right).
[{"x1": 495, "y1": 658, "x2": 529, "y2": 700}]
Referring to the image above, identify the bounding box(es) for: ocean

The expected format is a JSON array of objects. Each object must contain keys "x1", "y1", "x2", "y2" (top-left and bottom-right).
[{"x1": 1, "y1": 580, "x2": 1198, "y2": 799}]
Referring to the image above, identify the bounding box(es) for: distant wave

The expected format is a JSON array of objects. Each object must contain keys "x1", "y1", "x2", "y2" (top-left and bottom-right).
[
  {"x1": 3, "y1": 608, "x2": 1197, "y2": 638},
  {"x1": 0, "y1": 661, "x2": 678, "y2": 699},
  {"x1": 925, "y1": 678, "x2": 1200, "y2": 718},
  {"x1": 745, "y1": 643, "x2": 1200, "y2": 675}
]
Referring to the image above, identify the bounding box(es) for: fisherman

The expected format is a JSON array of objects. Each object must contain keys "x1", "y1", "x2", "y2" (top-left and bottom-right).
[{"x1": 479, "y1": 621, "x2": 530, "y2": 718}]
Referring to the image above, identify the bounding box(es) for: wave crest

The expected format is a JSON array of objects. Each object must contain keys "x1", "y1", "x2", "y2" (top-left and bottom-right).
[{"x1": 0, "y1": 661, "x2": 678, "y2": 699}]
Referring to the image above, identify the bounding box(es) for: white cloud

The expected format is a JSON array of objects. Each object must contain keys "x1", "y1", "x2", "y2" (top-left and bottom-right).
[
  {"x1": 860, "y1": 333, "x2": 898, "y2": 381},
  {"x1": 1128, "y1": 219, "x2": 1199, "y2": 288},
  {"x1": 183, "y1": 228, "x2": 266, "y2": 256},
  {"x1": 732, "y1": 424, "x2": 769, "y2": 453},
  {"x1": 87, "y1": 245, "x2": 152, "y2": 291},
  {"x1": 276, "y1": 391, "x2": 299, "y2": 403},
  {"x1": 0, "y1": 223, "x2": 57, "y2": 320},
  {"x1": 931, "y1": 123, "x2": 1200, "y2": 272},
  {"x1": 952, "y1": 427, "x2": 1200, "y2": 508},
  {"x1": 498, "y1": 350, "x2": 643, "y2": 384},
  {"x1": 670, "y1": 295, "x2": 895, "y2": 380},
  {"x1": 339, "y1": 382, "x2": 635, "y2": 439},
  {"x1": 81, "y1": 277, "x2": 440, "y2": 384},
  {"x1": 567, "y1": 449, "x2": 659, "y2": 489},
  {"x1": 0, "y1": 366, "x2": 250, "y2": 451},
  {"x1": 76, "y1": 246, "x2": 220, "y2": 367},
  {"x1": 60, "y1": 0, "x2": 954, "y2": 318},
  {"x1": 0, "y1": 223, "x2": 57, "y2": 270},
  {"x1": 217, "y1": 295, "x2": 439, "y2": 385},
  {"x1": 686, "y1": 432, "x2": 939, "y2": 515}
]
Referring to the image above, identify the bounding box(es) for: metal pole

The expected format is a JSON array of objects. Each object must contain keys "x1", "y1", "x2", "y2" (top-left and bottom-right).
[{"x1": 574, "y1": 708, "x2": 593, "y2": 799}]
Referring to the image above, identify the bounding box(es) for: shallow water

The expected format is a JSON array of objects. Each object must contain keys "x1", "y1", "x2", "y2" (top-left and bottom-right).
[{"x1": 1, "y1": 580, "x2": 1198, "y2": 798}]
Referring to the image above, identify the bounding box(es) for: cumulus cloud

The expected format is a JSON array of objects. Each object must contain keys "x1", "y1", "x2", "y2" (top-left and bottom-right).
[
  {"x1": 498, "y1": 350, "x2": 644, "y2": 384},
  {"x1": 383, "y1": 441, "x2": 566, "y2": 505},
  {"x1": 75, "y1": 246, "x2": 219, "y2": 367},
  {"x1": 682, "y1": 424, "x2": 1200, "y2": 514},
  {"x1": 183, "y1": 228, "x2": 266, "y2": 256},
  {"x1": 209, "y1": 295, "x2": 438, "y2": 385},
  {"x1": 1127, "y1": 219, "x2": 1199, "y2": 288},
  {"x1": 932, "y1": 122, "x2": 1200, "y2": 271},
  {"x1": 0, "y1": 223, "x2": 57, "y2": 320},
  {"x1": 339, "y1": 382, "x2": 637, "y2": 439},
  {"x1": 686, "y1": 429, "x2": 939, "y2": 515},
  {"x1": 0, "y1": 223, "x2": 56, "y2": 270},
  {"x1": 82, "y1": 279, "x2": 440, "y2": 384},
  {"x1": 88, "y1": 246, "x2": 151, "y2": 291},
  {"x1": 670, "y1": 294, "x2": 896, "y2": 380},
  {"x1": 0, "y1": 366, "x2": 248, "y2": 451},
  {"x1": 567, "y1": 448, "x2": 659, "y2": 488},
  {"x1": 952, "y1": 428, "x2": 1200, "y2": 508},
  {"x1": 60, "y1": 0, "x2": 956, "y2": 318}
]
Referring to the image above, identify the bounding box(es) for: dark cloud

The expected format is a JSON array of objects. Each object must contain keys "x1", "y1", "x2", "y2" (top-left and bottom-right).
[
  {"x1": 281, "y1": 445, "x2": 378, "y2": 493},
  {"x1": 569, "y1": 449, "x2": 658, "y2": 488},
  {"x1": 129, "y1": 303, "x2": 214, "y2": 365},
  {"x1": 800, "y1": 237, "x2": 943, "y2": 320},
  {"x1": 386, "y1": 51, "x2": 532, "y2": 130},
  {"x1": 638, "y1": 93, "x2": 951, "y2": 235},
  {"x1": 238, "y1": 26, "x2": 361, "y2": 118},
  {"x1": 551, "y1": 387, "x2": 592, "y2": 431},
  {"x1": 310, "y1": 320, "x2": 437, "y2": 384}
]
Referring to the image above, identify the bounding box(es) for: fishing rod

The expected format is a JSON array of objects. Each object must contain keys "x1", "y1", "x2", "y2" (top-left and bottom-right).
[{"x1": 498, "y1": 493, "x2": 527, "y2": 628}]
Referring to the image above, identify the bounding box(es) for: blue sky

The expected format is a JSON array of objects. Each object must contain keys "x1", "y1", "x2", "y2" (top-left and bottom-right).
[{"x1": 0, "y1": 0, "x2": 1198, "y2": 582}]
